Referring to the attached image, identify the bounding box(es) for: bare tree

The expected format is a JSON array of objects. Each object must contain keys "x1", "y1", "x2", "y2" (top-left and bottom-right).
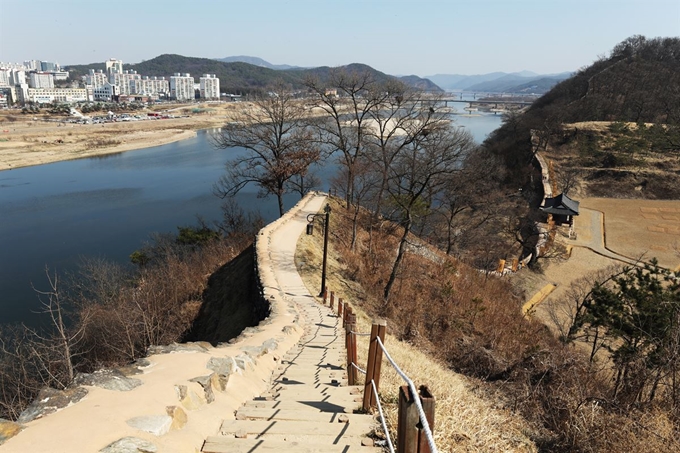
[
  {"x1": 383, "y1": 125, "x2": 475, "y2": 301},
  {"x1": 305, "y1": 69, "x2": 387, "y2": 208},
  {"x1": 213, "y1": 88, "x2": 319, "y2": 217}
]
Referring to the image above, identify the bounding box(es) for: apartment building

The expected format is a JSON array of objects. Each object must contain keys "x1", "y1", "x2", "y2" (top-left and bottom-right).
[
  {"x1": 87, "y1": 69, "x2": 108, "y2": 88},
  {"x1": 29, "y1": 72, "x2": 54, "y2": 89},
  {"x1": 109, "y1": 70, "x2": 141, "y2": 95},
  {"x1": 170, "y1": 73, "x2": 194, "y2": 101},
  {"x1": 105, "y1": 58, "x2": 123, "y2": 75},
  {"x1": 130, "y1": 76, "x2": 169, "y2": 97},
  {"x1": 199, "y1": 74, "x2": 220, "y2": 100}
]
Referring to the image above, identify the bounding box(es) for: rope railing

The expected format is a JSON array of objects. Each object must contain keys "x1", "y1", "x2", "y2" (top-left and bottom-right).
[
  {"x1": 351, "y1": 362, "x2": 367, "y2": 375},
  {"x1": 372, "y1": 379, "x2": 396, "y2": 453},
  {"x1": 321, "y1": 289, "x2": 437, "y2": 453},
  {"x1": 377, "y1": 336, "x2": 438, "y2": 453}
]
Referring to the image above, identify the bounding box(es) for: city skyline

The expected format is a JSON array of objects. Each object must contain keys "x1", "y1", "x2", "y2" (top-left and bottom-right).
[{"x1": 0, "y1": 0, "x2": 678, "y2": 77}]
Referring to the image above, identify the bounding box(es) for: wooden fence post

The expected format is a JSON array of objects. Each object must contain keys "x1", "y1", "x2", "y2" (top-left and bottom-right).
[
  {"x1": 338, "y1": 299, "x2": 344, "y2": 320},
  {"x1": 497, "y1": 259, "x2": 506, "y2": 274},
  {"x1": 417, "y1": 386, "x2": 435, "y2": 453},
  {"x1": 330, "y1": 291, "x2": 335, "y2": 310},
  {"x1": 346, "y1": 311, "x2": 357, "y2": 385},
  {"x1": 363, "y1": 319, "x2": 387, "y2": 411},
  {"x1": 397, "y1": 385, "x2": 436, "y2": 453}
]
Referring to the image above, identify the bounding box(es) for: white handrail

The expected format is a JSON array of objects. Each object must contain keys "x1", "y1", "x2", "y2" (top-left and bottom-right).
[
  {"x1": 351, "y1": 361, "x2": 367, "y2": 375},
  {"x1": 376, "y1": 336, "x2": 438, "y2": 453},
  {"x1": 372, "y1": 378, "x2": 395, "y2": 453}
]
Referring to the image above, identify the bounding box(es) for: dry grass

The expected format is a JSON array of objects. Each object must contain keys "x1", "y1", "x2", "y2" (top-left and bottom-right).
[{"x1": 295, "y1": 199, "x2": 539, "y2": 452}]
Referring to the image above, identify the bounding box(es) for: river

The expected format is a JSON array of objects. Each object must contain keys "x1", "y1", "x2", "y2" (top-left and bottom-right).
[{"x1": 0, "y1": 110, "x2": 502, "y2": 326}]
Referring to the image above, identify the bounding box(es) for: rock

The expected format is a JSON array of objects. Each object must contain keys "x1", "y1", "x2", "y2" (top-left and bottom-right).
[
  {"x1": 126, "y1": 415, "x2": 172, "y2": 436},
  {"x1": 240, "y1": 345, "x2": 266, "y2": 358},
  {"x1": 361, "y1": 438, "x2": 374, "y2": 446},
  {"x1": 338, "y1": 414, "x2": 349, "y2": 424},
  {"x1": 165, "y1": 406, "x2": 187, "y2": 430},
  {"x1": 74, "y1": 369, "x2": 142, "y2": 391},
  {"x1": 99, "y1": 436, "x2": 157, "y2": 453},
  {"x1": 147, "y1": 342, "x2": 209, "y2": 355},
  {"x1": 189, "y1": 375, "x2": 215, "y2": 403},
  {"x1": 206, "y1": 356, "x2": 237, "y2": 376},
  {"x1": 0, "y1": 419, "x2": 23, "y2": 445},
  {"x1": 262, "y1": 338, "x2": 279, "y2": 353},
  {"x1": 18, "y1": 387, "x2": 89, "y2": 423},
  {"x1": 235, "y1": 354, "x2": 256, "y2": 371},
  {"x1": 174, "y1": 385, "x2": 205, "y2": 411}
]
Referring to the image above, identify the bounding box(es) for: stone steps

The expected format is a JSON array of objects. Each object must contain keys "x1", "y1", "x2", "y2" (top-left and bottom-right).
[{"x1": 203, "y1": 437, "x2": 379, "y2": 453}]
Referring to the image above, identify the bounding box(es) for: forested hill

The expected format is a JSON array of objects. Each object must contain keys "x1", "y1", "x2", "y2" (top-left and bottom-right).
[
  {"x1": 65, "y1": 55, "x2": 443, "y2": 94},
  {"x1": 481, "y1": 36, "x2": 680, "y2": 187}
]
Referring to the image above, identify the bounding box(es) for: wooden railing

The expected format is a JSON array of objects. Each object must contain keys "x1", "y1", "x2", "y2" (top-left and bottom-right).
[{"x1": 321, "y1": 290, "x2": 437, "y2": 453}]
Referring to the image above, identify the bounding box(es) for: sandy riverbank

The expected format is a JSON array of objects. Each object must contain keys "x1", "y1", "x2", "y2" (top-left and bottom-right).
[{"x1": 0, "y1": 104, "x2": 243, "y2": 171}]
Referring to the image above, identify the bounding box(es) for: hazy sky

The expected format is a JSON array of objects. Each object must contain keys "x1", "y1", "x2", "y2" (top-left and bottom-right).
[{"x1": 1, "y1": 0, "x2": 677, "y2": 76}]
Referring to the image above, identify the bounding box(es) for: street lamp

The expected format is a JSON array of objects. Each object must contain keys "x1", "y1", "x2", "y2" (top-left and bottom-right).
[{"x1": 307, "y1": 203, "x2": 331, "y2": 297}]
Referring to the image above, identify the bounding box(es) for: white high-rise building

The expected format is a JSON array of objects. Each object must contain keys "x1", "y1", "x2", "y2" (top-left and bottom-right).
[
  {"x1": 29, "y1": 72, "x2": 54, "y2": 89},
  {"x1": 0, "y1": 70, "x2": 9, "y2": 87},
  {"x1": 170, "y1": 73, "x2": 194, "y2": 101},
  {"x1": 10, "y1": 69, "x2": 26, "y2": 86},
  {"x1": 87, "y1": 69, "x2": 108, "y2": 88},
  {"x1": 109, "y1": 70, "x2": 140, "y2": 95},
  {"x1": 200, "y1": 74, "x2": 220, "y2": 100},
  {"x1": 105, "y1": 58, "x2": 123, "y2": 75},
  {"x1": 130, "y1": 76, "x2": 169, "y2": 97}
]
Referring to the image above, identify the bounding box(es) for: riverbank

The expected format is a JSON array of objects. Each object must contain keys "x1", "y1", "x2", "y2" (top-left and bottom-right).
[{"x1": 0, "y1": 105, "x2": 242, "y2": 171}]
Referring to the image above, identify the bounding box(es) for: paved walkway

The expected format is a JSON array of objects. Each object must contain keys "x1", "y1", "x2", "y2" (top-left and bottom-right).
[{"x1": 202, "y1": 194, "x2": 379, "y2": 452}]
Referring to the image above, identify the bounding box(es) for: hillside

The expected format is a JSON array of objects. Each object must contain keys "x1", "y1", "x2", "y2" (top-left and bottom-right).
[
  {"x1": 65, "y1": 55, "x2": 443, "y2": 94},
  {"x1": 215, "y1": 55, "x2": 299, "y2": 70},
  {"x1": 426, "y1": 71, "x2": 570, "y2": 93},
  {"x1": 480, "y1": 36, "x2": 680, "y2": 195}
]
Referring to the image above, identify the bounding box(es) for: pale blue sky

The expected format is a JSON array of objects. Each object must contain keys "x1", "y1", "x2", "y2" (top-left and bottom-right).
[{"x1": 1, "y1": 0, "x2": 678, "y2": 76}]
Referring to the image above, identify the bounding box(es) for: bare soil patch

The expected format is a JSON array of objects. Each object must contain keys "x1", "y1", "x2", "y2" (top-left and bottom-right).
[{"x1": 582, "y1": 197, "x2": 680, "y2": 269}]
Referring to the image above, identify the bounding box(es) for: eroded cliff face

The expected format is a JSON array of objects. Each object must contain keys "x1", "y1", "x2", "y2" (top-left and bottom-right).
[{"x1": 185, "y1": 244, "x2": 270, "y2": 345}]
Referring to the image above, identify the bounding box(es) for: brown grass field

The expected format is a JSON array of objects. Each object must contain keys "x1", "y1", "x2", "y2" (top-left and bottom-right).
[{"x1": 581, "y1": 197, "x2": 680, "y2": 270}]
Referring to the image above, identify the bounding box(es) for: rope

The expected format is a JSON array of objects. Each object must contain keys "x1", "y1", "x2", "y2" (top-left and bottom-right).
[
  {"x1": 376, "y1": 336, "x2": 438, "y2": 453},
  {"x1": 372, "y1": 378, "x2": 395, "y2": 453},
  {"x1": 351, "y1": 362, "x2": 367, "y2": 375}
]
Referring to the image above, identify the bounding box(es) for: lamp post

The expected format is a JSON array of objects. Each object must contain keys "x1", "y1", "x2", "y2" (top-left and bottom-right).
[{"x1": 306, "y1": 203, "x2": 331, "y2": 297}]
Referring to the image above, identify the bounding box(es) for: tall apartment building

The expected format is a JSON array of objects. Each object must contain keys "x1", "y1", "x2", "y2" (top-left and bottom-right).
[
  {"x1": 87, "y1": 69, "x2": 108, "y2": 88},
  {"x1": 10, "y1": 69, "x2": 26, "y2": 86},
  {"x1": 24, "y1": 60, "x2": 40, "y2": 71},
  {"x1": 109, "y1": 70, "x2": 141, "y2": 95},
  {"x1": 0, "y1": 70, "x2": 9, "y2": 87},
  {"x1": 130, "y1": 76, "x2": 169, "y2": 97},
  {"x1": 29, "y1": 72, "x2": 54, "y2": 89},
  {"x1": 170, "y1": 73, "x2": 194, "y2": 101},
  {"x1": 105, "y1": 58, "x2": 123, "y2": 75},
  {"x1": 199, "y1": 74, "x2": 220, "y2": 100}
]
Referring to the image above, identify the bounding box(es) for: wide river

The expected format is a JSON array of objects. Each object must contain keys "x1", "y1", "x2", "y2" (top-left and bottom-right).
[{"x1": 0, "y1": 111, "x2": 502, "y2": 326}]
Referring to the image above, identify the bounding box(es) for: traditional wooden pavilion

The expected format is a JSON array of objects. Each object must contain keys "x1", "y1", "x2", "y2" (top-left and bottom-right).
[{"x1": 540, "y1": 193, "x2": 580, "y2": 225}]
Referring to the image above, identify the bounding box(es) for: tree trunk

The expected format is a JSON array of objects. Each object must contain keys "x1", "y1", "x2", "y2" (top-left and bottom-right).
[
  {"x1": 276, "y1": 193, "x2": 285, "y2": 217},
  {"x1": 384, "y1": 214, "x2": 412, "y2": 302}
]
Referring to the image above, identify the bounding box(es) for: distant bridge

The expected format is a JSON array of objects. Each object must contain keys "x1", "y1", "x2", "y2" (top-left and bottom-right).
[{"x1": 439, "y1": 98, "x2": 534, "y2": 107}]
